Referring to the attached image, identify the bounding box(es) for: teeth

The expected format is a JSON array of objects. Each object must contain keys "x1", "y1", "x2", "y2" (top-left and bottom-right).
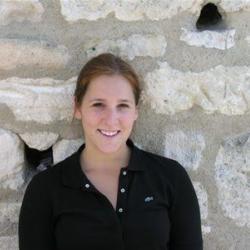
[{"x1": 99, "y1": 130, "x2": 119, "y2": 136}]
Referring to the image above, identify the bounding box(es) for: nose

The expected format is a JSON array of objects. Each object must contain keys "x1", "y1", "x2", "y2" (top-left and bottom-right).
[{"x1": 103, "y1": 107, "x2": 119, "y2": 127}]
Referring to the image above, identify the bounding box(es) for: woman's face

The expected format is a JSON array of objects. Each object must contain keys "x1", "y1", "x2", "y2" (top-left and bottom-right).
[{"x1": 74, "y1": 74, "x2": 138, "y2": 154}]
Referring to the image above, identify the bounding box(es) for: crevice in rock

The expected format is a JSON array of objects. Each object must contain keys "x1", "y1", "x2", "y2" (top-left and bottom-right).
[
  {"x1": 24, "y1": 144, "x2": 54, "y2": 172},
  {"x1": 196, "y1": 3, "x2": 223, "y2": 31}
]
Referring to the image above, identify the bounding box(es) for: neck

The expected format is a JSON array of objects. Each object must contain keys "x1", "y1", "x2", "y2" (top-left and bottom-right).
[{"x1": 80, "y1": 143, "x2": 131, "y2": 172}]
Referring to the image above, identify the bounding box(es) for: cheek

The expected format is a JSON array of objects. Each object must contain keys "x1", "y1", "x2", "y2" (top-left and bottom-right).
[
  {"x1": 81, "y1": 111, "x2": 100, "y2": 127},
  {"x1": 120, "y1": 112, "x2": 137, "y2": 125}
]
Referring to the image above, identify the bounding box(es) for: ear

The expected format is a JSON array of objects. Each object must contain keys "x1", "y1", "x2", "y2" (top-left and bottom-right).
[{"x1": 73, "y1": 97, "x2": 82, "y2": 120}]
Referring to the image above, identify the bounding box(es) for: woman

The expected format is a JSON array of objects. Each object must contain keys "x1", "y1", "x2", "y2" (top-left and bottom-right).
[{"x1": 19, "y1": 53, "x2": 203, "y2": 250}]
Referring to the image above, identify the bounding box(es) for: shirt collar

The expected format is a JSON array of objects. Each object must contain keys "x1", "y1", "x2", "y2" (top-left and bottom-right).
[{"x1": 61, "y1": 138, "x2": 145, "y2": 188}]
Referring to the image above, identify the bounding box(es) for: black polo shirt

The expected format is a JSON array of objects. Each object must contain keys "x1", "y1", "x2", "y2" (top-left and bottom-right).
[{"x1": 19, "y1": 138, "x2": 203, "y2": 250}]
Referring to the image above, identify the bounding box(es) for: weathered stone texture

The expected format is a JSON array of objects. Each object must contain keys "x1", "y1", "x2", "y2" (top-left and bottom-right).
[
  {"x1": 193, "y1": 182, "x2": 211, "y2": 235},
  {"x1": 0, "y1": 77, "x2": 76, "y2": 124},
  {"x1": 220, "y1": 0, "x2": 250, "y2": 12},
  {"x1": 60, "y1": 0, "x2": 250, "y2": 22},
  {"x1": 193, "y1": 182, "x2": 208, "y2": 220},
  {"x1": 201, "y1": 225, "x2": 211, "y2": 234},
  {"x1": 0, "y1": 236, "x2": 18, "y2": 250},
  {"x1": 245, "y1": 35, "x2": 250, "y2": 44},
  {"x1": 0, "y1": 0, "x2": 44, "y2": 26},
  {"x1": 180, "y1": 28, "x2": 236, "y2": 50},
  {"x1": 0, "y1": 39, "x2": 70, "y2": 71},
  {"x1": 0, "y1": 129, "x2": 24, "y2": 190},
  {"x1": 53, "y1": 138, "x2": 84, "y2": 164},
  {"x1": 87, "y1": 34, "x2": 167, "y2": 60},
  {"x1": 0, "y1": 202, "x2": 21, "y2": 232},
  {"x1": 215, "y1": 133, "x2": 250, "y2": 228},
  {"x1": 164, "y1": 131, "x2": 205, "y2": 170},
  {"x1": 19, "y1": 132, "x2": 59, "y2": 151},
  {"x1": 142, "y1": 62, "x2": 250, "y2": 115},
  {"x1": 59, "y1": 0, "x2": 202, "y2": 21}
]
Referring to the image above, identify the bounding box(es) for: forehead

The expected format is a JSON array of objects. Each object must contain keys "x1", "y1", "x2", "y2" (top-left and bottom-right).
[{"x1": 85, "y1": 74, "x2": 134, "y2": 99}]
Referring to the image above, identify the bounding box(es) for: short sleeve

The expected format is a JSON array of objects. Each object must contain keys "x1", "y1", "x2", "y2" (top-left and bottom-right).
[
  {"x1": 18, "y1": 173, "x2": 56, "y2": 250},
  {"x1": 169, "y1": 163, "x2": 203, "y2": 250}
]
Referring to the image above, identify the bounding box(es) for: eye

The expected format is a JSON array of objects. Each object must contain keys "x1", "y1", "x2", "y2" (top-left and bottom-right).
[
  {"x1": 118, "y1": 104, "x2": 129, "y2": 108},
  {"x1": 92, "y1": 103, "x2": 103, "y2": 107}
]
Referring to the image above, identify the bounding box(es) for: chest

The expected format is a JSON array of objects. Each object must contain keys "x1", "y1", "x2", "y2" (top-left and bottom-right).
[
  {"x1": 54, "y1": 171, "x2": 171, "y2": 250},
  {"x1": 84, "y1": 170, "x2": 120, "y2": 210}
]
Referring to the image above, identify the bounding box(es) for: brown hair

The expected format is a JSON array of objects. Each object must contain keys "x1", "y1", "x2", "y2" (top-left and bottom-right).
[{"x1": 74, "y1": 53, "x2": 141, "y2": 107}]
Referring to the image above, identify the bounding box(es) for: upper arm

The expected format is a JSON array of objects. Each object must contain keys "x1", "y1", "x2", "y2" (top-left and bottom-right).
[
  {"x1": 168, "y1": 163, "x2": 203, "y2": 250},
  {"x1": 18, "y1": 173, "x2": 56, "y2": 250}
]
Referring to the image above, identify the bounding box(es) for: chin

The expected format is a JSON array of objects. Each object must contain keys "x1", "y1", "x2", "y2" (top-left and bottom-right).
[{"x1": 96, "y1": 139, "x2": 127, "y2": 154}]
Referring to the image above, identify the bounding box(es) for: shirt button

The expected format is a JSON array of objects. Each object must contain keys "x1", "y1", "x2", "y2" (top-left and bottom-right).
[
  {"x1": 122, "y1": 171, "x2": 127, "y2": 176},
  {"x1": 120, "y1": 188, "x2": 126, "y2": 193},
  {"x1": 85, "y1": 183, "x2": 90, "y2": 188},
  {"x1": 118, "y1": 208, "x2": 123, "y2": 213}
]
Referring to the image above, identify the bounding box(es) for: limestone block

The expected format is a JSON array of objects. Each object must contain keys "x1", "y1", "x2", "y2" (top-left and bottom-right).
[
  {"x1": 0, "y1": 202, "x2": 21, "y2": 232},
  {"x1": 193, "y1": 182, "x2": 208, "y2": 219},
  {"x1": 0, "y1": 77, "x2": 76, "y2": 124},
  {"x1": 180, "y1": 28, "x2": 235, "y2": 50},
  {"x1": 60, "y1": 0, "x2": 250, "y2": 22},
  {"x1": 0, "y1": 0, "x2": 44, "y2": 26},
  {"x1": 193, "y1": 182, "x2": 210, "y2": 235},
  {"x1": 0, "y1": 39, "x2": 70, "y2": 71},
  {"x1": 142, "y1": 62, "x2": 250, "y2": 115},
  {"x1": 87, "y1": 34, "x2": 166, "y2": 60},
  {"x1": 59, "y1": 0, "x2": 203, "y2": 21},
  {"x1": 0, "y1": 236, "x2": 18, "y2": 250},
  {"x1": 201, "y1": 225, "x2": 211, "y2": 234},
  {"x1": 220, "y1": 0, "x2": 250, "y2": 12},
  {"x1": 19, "y1": 132, "x2": 59, "y2": 151},
  {"x1": 215, "y1": 133, "x2": 250, "y2": 227},
  {"x1": 245, "y1": 35, "x2": 250, "y2": 44},
  {"x1": 1, "y1": 172, "x2": 25, "y2": 190},
  {"x1": 164, "y1": 131, "x2": 205, "y2": 170},
  {"x1": 0, "y1": 129, "x2": 24, "y2": 190},
  {"x1": 53, "y1": 138, "x2": 84, "y2": 164}
]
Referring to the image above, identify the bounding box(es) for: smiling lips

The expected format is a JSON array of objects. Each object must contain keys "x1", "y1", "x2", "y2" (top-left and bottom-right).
[{"x1": 98, "y1": 129, "x2": 120, "y2": 137}]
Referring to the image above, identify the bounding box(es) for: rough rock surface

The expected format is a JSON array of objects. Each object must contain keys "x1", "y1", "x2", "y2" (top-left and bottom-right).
[
  {"x1": 180, "y1": 28, "x2": 235, "y2": 50},
  {"x1": 86, "y1": 34, "x2": 167, "y2": 60},
  {"x1": 0, "y1": 77, "x2": 76, "y2": 124},
  {"x1": 164, "y1": 131, "x2": 205, "y2": 170},
  {"x1": 245, "y1": 35, "x2": 250, "y2": 44},
  {"x1": 193, "y1": 182, "x2": 208, "y2": 220},
  {"x1": 53, "y1": 138, "x2": 84, "y2": 164},
  {"x1": 60, "y1": 0, "x2": 250, "y2": 22},
  {"x1": 59, "y1": 0, "x2": 202, "y2": 21},
  {"x1": 0, "y1": 39, "x2": 70, "y2": 71},
  {"x1": 193, "y1": 182, "x2": 211, "y2": 235},
  {"x1": 0, "y1": 202, "x2": 21, "y2": 232},
  {"x1": 0, "y1": 236, "x2": 18, "y2": 250},
  {"x1": 142, "y1": 62, "x2": 250, "y2": 115},
  {"x1": 215, "y1": 133, "x2": 250, "y2": 228},
  {"x1": 19, "y1": 132, "x2": 59, "y2": 151},
  {"x1": 0, "y1": 0, "x2": 44, "y2": 26},
  {"x1": 0, "y1": 129, "x2": 24, "y2": 190}
]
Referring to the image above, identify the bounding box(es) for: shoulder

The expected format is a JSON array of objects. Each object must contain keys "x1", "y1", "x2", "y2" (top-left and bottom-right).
[
  {"x1": 140, "y1": 147, "x2": 187, "y2": 176},
  {"x1": 137, "y1": 147, "x2": 192, "y2": 189}
]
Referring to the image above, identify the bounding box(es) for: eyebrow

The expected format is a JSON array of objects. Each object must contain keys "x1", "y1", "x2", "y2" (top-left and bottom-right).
[{"x1": 89, "y1": 98, "x2": 132, "y2": 103}]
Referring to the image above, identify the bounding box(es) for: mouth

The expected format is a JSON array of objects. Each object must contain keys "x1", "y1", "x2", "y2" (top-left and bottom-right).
[{"x1": 97, "y1": 129, "x2": 121, "y2": 138}]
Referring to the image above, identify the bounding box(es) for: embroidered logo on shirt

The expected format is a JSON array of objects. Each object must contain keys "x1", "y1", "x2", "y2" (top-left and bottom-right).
[{"x1": 144, "y1": 196, "x2": 154, "y2": 202}]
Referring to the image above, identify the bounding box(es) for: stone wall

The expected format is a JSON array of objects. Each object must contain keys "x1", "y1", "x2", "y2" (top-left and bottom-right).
[{"x1": 0, "y1": 0, "x2": 250, "y2": 249}]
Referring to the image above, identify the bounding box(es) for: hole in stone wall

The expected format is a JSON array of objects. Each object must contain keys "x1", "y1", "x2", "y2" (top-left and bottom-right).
[
  {"x1": 196, "y1": 3, "x2": 223, "y2": 31},
  {"x1": 24, "y1": 144, "x2": 54, "y2": 171}
]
